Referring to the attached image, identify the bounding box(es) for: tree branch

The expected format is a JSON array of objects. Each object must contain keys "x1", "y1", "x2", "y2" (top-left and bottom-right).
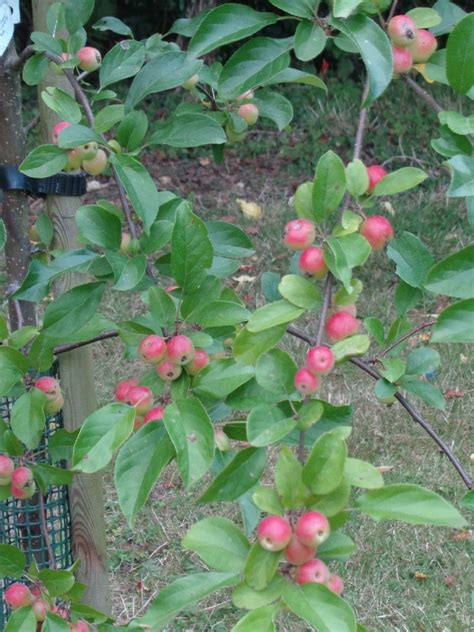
[
  {"x1": 404, "y1": 75, "x2": 443, "y2": 115},
  {"x1": 315, "y1": 274, "x2": 333, "y2": 346},
  {"x1": 53, "y1": 330, "x2": 119, "y2": 356},
  {"x1": 387, "y1": 0, "x2": 399, "y2": 23},
  {"x1": 24, "y1": 113, "x2": 41, "y2": 135},
  {"x1": 370, "y1": 321, "x2": 436, "y2": 362},
  {"x1": 7, "y1": 44, "x2": 36, "y2": 72},
  {"x1": 354, "y1": 77, "x2": 370, "y2": 161}
]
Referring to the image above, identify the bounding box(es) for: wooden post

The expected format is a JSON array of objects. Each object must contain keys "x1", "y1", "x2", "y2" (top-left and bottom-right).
[{"x1": 31, "y1": 0, "x2": 111, "y2": 612}]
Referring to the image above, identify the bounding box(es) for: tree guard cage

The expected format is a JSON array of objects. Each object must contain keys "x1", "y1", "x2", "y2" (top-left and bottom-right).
[{"x1": 0, "y1": 370, "x2": 72, "y2": 626}]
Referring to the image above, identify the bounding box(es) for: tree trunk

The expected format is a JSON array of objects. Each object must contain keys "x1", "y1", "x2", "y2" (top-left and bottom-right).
[{"x1": 31, "y1": 0, "x2": 112, "y2": 613}]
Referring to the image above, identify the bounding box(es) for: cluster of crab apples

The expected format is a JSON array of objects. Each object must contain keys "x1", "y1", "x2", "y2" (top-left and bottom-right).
[
  {"x1": 3, "y1": 582, "x2": 88, "y2": 630},
  {"x1": 257, "y1": 512, "x2": 343, "y2": 593},
  {"x1": 52, "y1": 120, "x2": 108, "y2": 176},
  {"x1": 0, "y1": 377, "x2": 64, "y2": 501},
  {"x1": 388, "y1": 14, "x2": 438, "y2": 75},
  {"x1": 114, "y1": 334, "x2": 209, "y2": 430}
]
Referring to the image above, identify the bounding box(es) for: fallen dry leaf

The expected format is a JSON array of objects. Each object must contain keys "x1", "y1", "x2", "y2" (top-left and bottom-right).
[
  {"x1": 377, "y1": 465, "x2": 394, "y2": 474},
  {"x1": 444, "y1": 388, "x2": 464, "y2": 399},
  {"x1": 414, "y1": 571, "x2": 428, "y2": 580},
  {"x1": 236, "y1": 198, "x2": 262, "y2": 220},
  {"x1": 452, "y1": 529, "x2": 471, "y2": 541}
]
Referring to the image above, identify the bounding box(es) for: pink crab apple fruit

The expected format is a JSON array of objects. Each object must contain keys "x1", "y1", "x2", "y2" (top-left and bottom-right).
[
  {"x1": 144, "y1": 406, "x2": 165, "y2": 423},
  {"x1": 156, "y1": 360, "x2": 182, "y2": 382},
  {"x1": 70, "y1": 621, "x2": 90, "y2": 632},
  {"x1": 295, "y1": 511, "x2": 331, "y2": 547},
  {"x1": 185, "y1": 349, "x2": 209, "y2": 376},
  {"x1": 387, "y1": 15, "x2": 417, "y2": 47},
  {"x1": 327, "y1": 573, "x2": 344, "y2": 595},
  {"x1": 0, "y1": 455, "x2": 15, "y2": 486},
  {"x1": 34, "y1": 376, "x2": 64, "y2": 415},
  {"x1": 127, "y1": 386, "x2": 153, "y2": 415},
  {"x1": 114, "y1": 378, "x2": 138, "y2": 403},
  {"x1": 283, "y1": 219, "x2": 316, "y2": 251},
  {"x1": 167, "y1": 335, "x2": 195, "y2": 365},
  {"x1": 393, "y1": 46, "x2": 413, "y2": 74},
  {"x1": 182, "y1": 74, "x2": 199, "y2": 89},
  {"x1": 366, "y1": 164, "x2": 387, "y2": 192},
  {"x1": 295, "y1": 559, "x2": 330, "y2": 585},
  {"x1": 360, "y1": 215, "x2": 394, "y2": 251},
  {"x1": 306, "y1": 346, "x2": 335, "y2": 376},
  {"x1": 32, "y1": 598, "x2": 50, "y2": 622},
  {"x1": 238, "y1": 103, "x2": 259, "y2": 125},
  {"x1": 4, "y1": 583, "x2": 33, "y2": 609},
  {"x1": 52, "y1": 121, "x2": 71, "y2": 144},
  {"x1": 77, "y1": 46, "x2": 102, "y2": 72},
  {"x1": 298, "y1": 246, "x2": 328, "y2": 279},
  {"x1": 82, "y1": 149, "x2": 108, "y2": 176},
  {"x1": 12, "y1": 466, "x2": 34, "y2": 489},
  {"x1": 325, "y1": 312, "x2": 360, "y2": 342},
  {"x1": 409, "y1": 29, "x2": 438, "y2": 63},
  {"x1": 133, "y1": 415, "x2": 145, "y2": 431},
  {"x1": 64, "y1": 149, "x2": 82, "y2": 172},
  {"x1": 257, "y1": 515, "x2": 292, "y2": 552},
  {"x1": 294, "y1": 368, "x2": 320, "y2": 395},
  {"x1": 284, "y1": 535, "x2": 316, "y2": 566},
  {"x1": 11, "y1": 483, "x2": 36, "y2": 500},
  {"x1": 139, "y1": 335, "x2": 167, "y2": 364}
]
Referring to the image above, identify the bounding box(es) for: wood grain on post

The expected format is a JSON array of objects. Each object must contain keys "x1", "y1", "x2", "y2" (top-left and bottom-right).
[{"x1": 31, "y1": 0, "x2": 112, "y2": 613}]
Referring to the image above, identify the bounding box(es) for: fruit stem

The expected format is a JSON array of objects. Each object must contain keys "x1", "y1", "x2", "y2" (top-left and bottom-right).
[{"x1": 369, "y1": 320, "x2": 436, "y2": 362}]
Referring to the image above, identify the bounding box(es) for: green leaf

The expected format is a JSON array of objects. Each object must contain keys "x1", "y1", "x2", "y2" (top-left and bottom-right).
[
  {"x1": 387, "y1": 232, "x2": 435, "y2": 288},
  {"x1": 431, "y1": 125, "x2": 472, "y2": 158},
  {"x1": 312, "y1": 151, "x2": 346, "y2": 221},
  {"x1": 275, "y1": 446, "x2": 309, "y2": 510},
  {"x1": 372, "y1": 167, "x2": 427, "y2": 196},
  {"x1": 331, "y1": 15, "x2": 392, "y2": 105},
  {"x1": 244, "y1": 544, "x2": 281, "y2": 591},
  {"x1": 336, "y1": 234, "x2": 371, "y2": 269},
  {"x1": 324, "y1": 238, "x2": 351, "y2": 291},
  {"x1": 252, "y1": 91, "x2": 294, "y2": 131},
  {"x1": 5, "y1": 607, "x2": 36, "y2": 632},
  {"x1": 263, "y1": 67, "x2": 326, "y2": 91},
  {"x1": 296, "y1": 400, "x2": 324, "y2": 431},
  {"x1": 232, "y1": 577, "x2": 285, "y2": 610},
  {"x1": 395, "y1": 280, "x2": 422, "y2": 317},
  {"x1": 163, "y1": 398, "x2": 214, "y2": 488},
  {"x1": 252, "y1": 487, "x2": 284, "y2": 515},
  {"x1": 76, "y1": 205, "x2": 121, "y2": 250},
  {"x1": 355, "y1": 484, "x2": 467, "y2": 527},
  {"x1": 10, "y1": 389, "x2": 46, "y2": 450},
  {"x1": 405, "y1": 348, "x2": 440, "y2": 376},
  {"x1": 255, "y1": 349, "x2": 297, "y2": 396},
  {"x1": 247, "y1": 300, "x2": 304, "y2": 333},
  {"x1": 431, "y1": 0, "x2": 466, "y2": 36},
  {"x1": 136, "y1": 573, "x2": 239, "y2": 629},
  {"x1": 48, "y1": 429, "x2": 78, "y2": 463},
  {"x1": 19, "y1": 145, "x2": 68, "y2": 178},
  {"x1": 72, "y1": 403, "x2": 135, "y2": 473},
  {"x1": 115, "y1": 422, "x2": 174, "y2": 527},
  {"x1": 334, "y1": 0, "x2": 364, "y2": 19},
  {"x1": 460, "y1": 490, "x2": 474, "y2": 511},
  {"x1": 318, "y1": 532, "x2": 357, "y2": 561},
  {"x1": 446, "y1": 13, "x2": 474, "y2": 95},
  {"x1": 150, "y1": 114, "x2": 227, "y2": 148},
  {"x1": 199, "y1": 448, "x2": 266, "y2": 503},
  {"x1": 56, "y1": 124, "x2": 102, "y2": 149},
  {"x1": 247, "y1": 405, "x2": 296, "y2": 447},
  {"x1": 99, "y1": 40, "x2": 145, "y2": 88},
  {"x1": 194, "y1": 359, "x2": 254, "y2": 399},
  {"x1": 232, "y1": 604, "x2": 280, "y2": 631},
  {"x1": 425, "y1": 245, "x2": 474, "y2": 299},
  {"x1": 282, "y1": 582, "x2": 357, "y2": 632},
  {"x1": 94, "y1": 104, "x2": 125, "y2": 133},
  {"x1": 233, "y1": 324, "x2": 287, "y2": 365},
  {"x1": 41, "y1": 282, "x2": 105, "y2": 340},
  {"x1": 188, "y1": 4, "x2": 277, "y2": 57},
  {"x1": 171, "y1": 206, "x2": 213, "y2": 292},
  {"x1": 278, "y1": 274, "x2": 321, "y2": 310},
  {"x1": 344, "y1": 458, "x2": 384, "y2": 489},
  {"x1": 44, "y1": 612, "x2": 74, "y2": 630},
  {"x1": 402, "y1": 380, "x2": 446, "y2": 410},
  {"x1": 295, "y1": 21, "x2": 327, "y2": 61},
  {"x1": 41, "y1": 87, "x2": 81, "y2": 124},
  {"x1": 364, "y1": 317, "x2": 385, "y2": 345},
  {"x1": 64, "y1": 0, "x2": 94, "y2": 32},
  {"x1": 406, "y1": 8, "x2": 442, "y2": 28},
  {"x1": 446, "y1": 155, "x2": 474, "y2": 198},
  {"x1": 269, "y1": 0, "x2": 314, "y2": 18},
  {"x1": 93, "y1": 16, "x2": 133, "y2": 37},
  {"x1": 30, "y1": 31, "x2": 63, "y2": 56},
  {"x1": 207, "y1": 221, "x2": 254, "y2": 259},
  {"x1": 110, "y1": 254, "x2": 147, "y2": 292},
  {"x1": 380, "y1": 357, "x2": 406, "y2": 383},
  {"x1": 149, "y1": 287, "x2": 176, "y2": 330},
  {"x1": 0, "y1": 219, "x2": 5, "y2": 251},
  {"x1": 345, "y1": 159, "x2": 369, "y2": 197},
  {"x1": 23, "y1": 53, "x2": 50, "y2": 86},
  {"x1": 218, "y1": 37, "x2": 291, "y2": 100},
  {"x1": 303, "y1": 431, "x2": 347, "y2": 495},
  {"x1": 332, "y1": 335, "x2": 370, "y2": 363},
  {"x1": 0, "y1": 544, "x2": 26, "y2": 579},
  {"x1": 109, "y1": 154, "x2": 160, "y2": 232},
  {"x1": 38, "y1": 569, "x2": 75, "y2": 597},
  {"x1": 117, "y1": 111, "x2": 148, "y2": 152},
  {"x1": 431, "y1": 299, "x2": 474, "y2": 343},
  {"x1": 182, "y1": 518, "x2": 250, "y2": 573},
  {"x1": 126, "y1": 51, "x2": 202, "y2": 111}
]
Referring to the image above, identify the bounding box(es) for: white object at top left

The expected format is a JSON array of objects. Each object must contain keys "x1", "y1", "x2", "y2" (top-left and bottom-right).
[{"x1": 0, "y1": 1, "x2": 19, "y2": 57}]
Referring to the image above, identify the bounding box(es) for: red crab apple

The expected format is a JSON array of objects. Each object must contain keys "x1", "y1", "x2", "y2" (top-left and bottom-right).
[
  {"x1": 387, "y1": 15, "x2": 417, "y2": 47},
  {"x1": 295, "y1": 559, "x2": 330, "y2": 585},
  {"x1": 139, "y1": 335, "x2": 167, "y2": 364},
  {"x1": 283, "y1": 219, "x2": 316, "y2": 251},
  {"x1": 4, "y1": 583, "x2": 32, "y2": 609},
  {"x1": 32, "y1": 598, "x2": 50, "y2": 622},
  {"x1": 182, "y1": 74, "x2": 199, "y2": 89},
  {"x1": 238, "y1": 103, "x2": 259, "y2": 125},
  {"x1": 284, "y1": 535, "x2": 316, "y2": 565},
  {"x1": 298, "y1": 246, "x2": 328, "y2": 279},
  {"x1": 34, "y1": 376, "x2": 64, "y2": 415},
  {"x1": 114, "y1": 378, "x2": 138, "y2": 403},
  {"x1": 77, "y1": 47, "x2": 102, "y2": 72},
  {"x1": 366, "y1": 164, "x2": 387, "y2": 192},
  {"x1": 133, "y1": 415, "x2": 145, "y2": 431},
  {"x1": 294, "y1": 368, "x2": 320, "y2": 395},
  {"x1": 0, "y1": 455, "x2": 14, "y2": 485},
  {"x1": 327, "y1": 573, "x2": 344, "y2": 595},
  {"x1": 12, "y1": 466, "x2": 34, "y2": 489},
  {"x1": 331, "y1": 303, "x2": 357, "y2": 317},
  {"x1": 64, "y1": 149, "x2": 82, "y2": 172},
  {"x1": 185, "y1": 349, "x2": 209, "y2": 375},
  {"x1": 360, "y1": 215, "x2": 394, "y2": 251},
  {"x1": 82, "y1": 149, "x2": 108, "y2": 176},
  {"x1": 257, "y1": 515, "x2": 292, "y2": 552},
  {"x1": 295, "y1": 511, "x2": 331, "y2": 547},
  {"x1": 127, "y1": 386, "x2": 153, "y2": 415},
  {"x1": 325, "y1": 312, "x2": 360, "y2": 342},
  {"x1": 156, "y1": 360, "x2": 182, "y2": 382},
  {"x1": 70, "y1": 621, "x2": 90, "y2": 632},
  {"x1": 52, "y1": 121, "x2": 71, "y2": 144},
  {"x1": 167, "y1": 335, "x2": 195, "y2": 365},
  {"x1": 393, "y1": 46, "x2": 413, "y2": 74},
  {"x1": 144, "y1": 406, "x2": 165, "y2": 423},
  {"x1": 306, "y1": 346, "x2": 335, "y2": 376},
  {"x1": 409, "y1": 29, "x2": 438, "y2": 63}
]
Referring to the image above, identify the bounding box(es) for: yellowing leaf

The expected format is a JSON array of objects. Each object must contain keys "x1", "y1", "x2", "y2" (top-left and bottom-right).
[
  {"x1": 413, "y1": 64, "x2": 434, "y2": 84},
  {"x1": 236, "y1": 198, "x2": 262, "y2": 220}
]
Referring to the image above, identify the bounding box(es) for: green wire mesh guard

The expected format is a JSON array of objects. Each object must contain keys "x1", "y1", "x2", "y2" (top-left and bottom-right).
[{"x1": 0, "y1": 374, "x2": 72, "y2": 627}]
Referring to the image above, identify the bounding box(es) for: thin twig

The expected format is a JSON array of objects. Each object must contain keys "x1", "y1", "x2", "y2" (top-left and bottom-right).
[
  {"x1": 114, "y1": 174, "x2": 138, "y2": 239},
  {"x1": 12, "y1": 300, "x2": 24, "y2": 330},
  {"x1": 8, "y1": 44, "x2": 35, "y2": 71},
  {"x1": 54, "y1": 330, "x2": 119, "y2": 355},
  {"x1": 404, "y1": 75, "x2": 443, "y2": 115},
  {"x1": 196, "y1": 85, "x2": 219, "y2": 111},
  {"x1": 315, "y1": 274, "x2": 333, "y2": 346},
  {"x1": 371, "y1": 321, "x2": 436, "y2": 362},
  {"x1": 38, "y1": 493, "x2": 56, "y2": 568},
  {"x1": 24, "y1": 114, "x2": 40, "y2": 135},
  {"x1": 354, "y1": 78, "x2": 370, "y2": 161},
  {"x1": 387, "y1": 0, "x2": 399, "y2": 23}
]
